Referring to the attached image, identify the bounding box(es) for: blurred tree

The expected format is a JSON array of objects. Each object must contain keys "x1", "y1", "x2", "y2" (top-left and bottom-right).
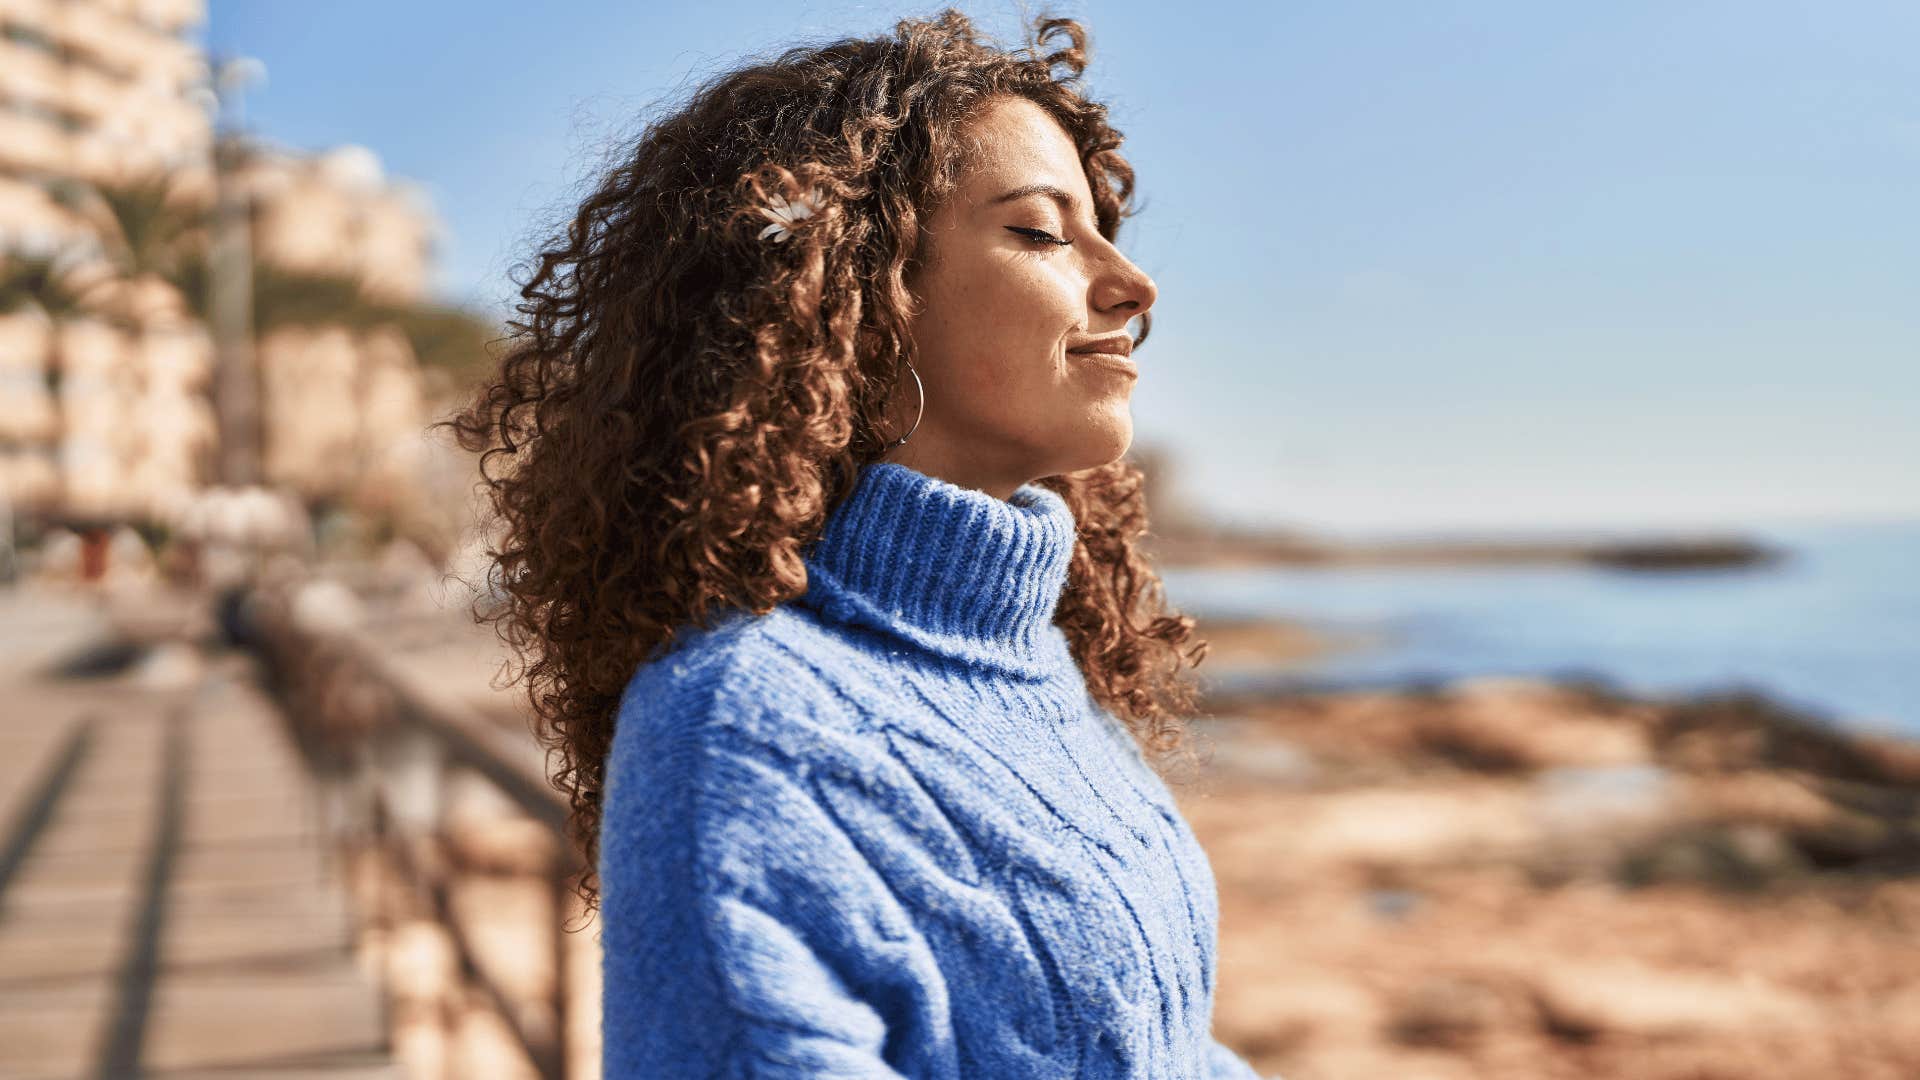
[
  {"x1": 386, "y1": 301, "x2": 501, "y2": 396},
  {"x1": 49, "y1": 172, "x2": 206, "y2": 306},
  {"x1": 0, "y1": 251, "x2": 110, "y2": 399},
  {"x1": 11, "y1": 168, "x2": 500, "y2": 540},
  {"x1": 60, "y1": 165, "x2": 500, "y2": 391}
]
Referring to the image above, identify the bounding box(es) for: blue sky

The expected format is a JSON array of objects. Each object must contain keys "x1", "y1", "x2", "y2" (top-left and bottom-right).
[{"x1": 200, "y1": 1, "x2": 1919, "y2": 538}]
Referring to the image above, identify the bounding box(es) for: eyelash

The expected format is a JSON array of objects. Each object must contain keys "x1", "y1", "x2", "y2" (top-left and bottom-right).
[{"x1": 1006, "y1": 225, "x2": 1072, "y2": 248}]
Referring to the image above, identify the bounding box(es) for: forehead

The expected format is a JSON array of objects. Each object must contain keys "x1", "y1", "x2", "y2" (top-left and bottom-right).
[{"x1": 950, "y1": 97, "x2": 1091, "y2": 210}]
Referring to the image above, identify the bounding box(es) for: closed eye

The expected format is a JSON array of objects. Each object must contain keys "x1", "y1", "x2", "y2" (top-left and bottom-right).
[{"x1": 1005, "y1": 225, "x2": 1072, "y2": 248}]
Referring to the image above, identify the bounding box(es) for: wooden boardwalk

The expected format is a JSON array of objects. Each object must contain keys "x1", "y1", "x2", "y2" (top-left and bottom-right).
[{"x1": 0, "y1": 592, "x2": 400, "y2": 1079}]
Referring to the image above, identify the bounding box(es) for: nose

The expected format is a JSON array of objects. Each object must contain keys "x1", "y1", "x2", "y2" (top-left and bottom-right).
[{"x1": 1094, "y1": 251, "x2": 1157, "y2": 321}]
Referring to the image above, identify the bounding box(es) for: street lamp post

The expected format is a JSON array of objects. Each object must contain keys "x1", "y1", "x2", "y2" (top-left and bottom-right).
[
  {"x1": 201, "y1": 55, "x2": 266, "y2": 488},
  {"x1": 181, "y1": 55, "x2": 312, "y2": 592}
]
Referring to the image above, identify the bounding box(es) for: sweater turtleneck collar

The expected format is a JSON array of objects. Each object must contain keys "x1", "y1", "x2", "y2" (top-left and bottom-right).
[{"x1": 796, "y1": 461, "x2": 1079, "y2": 678}]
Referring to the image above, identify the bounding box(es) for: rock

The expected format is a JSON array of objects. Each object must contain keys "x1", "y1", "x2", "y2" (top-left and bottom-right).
[
  {"x1": 1652, "y1": 690, "x2": 1901, "y2": 782},
  {"x1": 1788, "y1": 812, "x2": 1902, "y2": 871},
  {"x1": 1585, "y1": 537, "x2": 1778, "y2": 570},
  {"x1": 1426, "y1": 678, "x2": 1654, "y2": 771},
  {"x1": 1533, "y1": 763, "x2": 1675, "y2": 832},
  {"x1": 1532, "y1": 962, "x2": 1814, "y2": 1040},
  {"x1": 1386, "y1": 973, "x2": 1510, "y2": 1049},
  {"x1": 1616, "y1": 823, "x2": 1811, "y2": 890}
]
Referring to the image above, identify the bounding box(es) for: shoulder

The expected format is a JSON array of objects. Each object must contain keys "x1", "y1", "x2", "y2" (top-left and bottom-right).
[
  {"x1": 610, "y1": 603, "x2": 869, "y2": 744},
  {"x1": 605, "y1": 604, "x2": 894, "y2": 817},
  {"x1": 613, "y1": 607, "x2": 784, "y2": 727}
]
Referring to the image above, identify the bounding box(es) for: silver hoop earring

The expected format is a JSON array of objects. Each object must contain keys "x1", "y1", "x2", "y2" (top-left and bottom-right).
[{"x1": 881, "y1": 358, "x2": 924, "y2": 451}]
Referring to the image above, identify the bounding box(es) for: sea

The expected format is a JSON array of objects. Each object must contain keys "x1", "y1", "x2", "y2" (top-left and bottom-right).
[{"x1": 1159, "y1": 518, "x2": 1920, "y2": 739}]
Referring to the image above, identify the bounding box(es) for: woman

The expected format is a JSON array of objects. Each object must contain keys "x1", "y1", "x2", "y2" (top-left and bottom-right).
[{"x1": 451, "y1": 9, "x2": 1269, "y2": 1078}]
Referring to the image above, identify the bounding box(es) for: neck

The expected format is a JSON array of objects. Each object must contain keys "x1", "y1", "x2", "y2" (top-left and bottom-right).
[{"x1": 878, "y1": 442, "x2": 1036, "y2": 503}]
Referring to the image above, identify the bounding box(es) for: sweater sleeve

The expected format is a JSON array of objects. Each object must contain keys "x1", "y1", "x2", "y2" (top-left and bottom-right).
[{"x1": 599, "y1": 666, "x2": 938, "y2": 1078}]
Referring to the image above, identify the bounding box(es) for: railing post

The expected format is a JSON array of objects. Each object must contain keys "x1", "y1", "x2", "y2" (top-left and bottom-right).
[{"x1": 551, "y1": 855, "x2": 573, "y2": 1080}]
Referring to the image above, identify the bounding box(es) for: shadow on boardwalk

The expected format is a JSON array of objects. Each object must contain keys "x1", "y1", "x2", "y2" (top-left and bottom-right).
[{"x1": 0, "y1": 587, "x2": 398, "y2": 1077}]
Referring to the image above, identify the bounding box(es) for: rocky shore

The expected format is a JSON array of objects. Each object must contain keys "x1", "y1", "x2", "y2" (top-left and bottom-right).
[
  {"x1": 1140, "y1": 527, "x2": 1781, "y2": 572},
  {"x1": 1180, "y1": 620, "x2": 1920, "y2": 1079}
]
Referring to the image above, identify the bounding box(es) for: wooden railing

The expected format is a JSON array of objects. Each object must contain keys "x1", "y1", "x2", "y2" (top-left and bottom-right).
[{"x1": 238, "y1": 581, "x2": 592, "y2": 1080}]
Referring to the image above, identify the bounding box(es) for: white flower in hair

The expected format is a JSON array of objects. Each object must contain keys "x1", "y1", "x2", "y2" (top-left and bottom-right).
[{"x1": 756, "y1": 188, "x2": 822, "y2": 243}]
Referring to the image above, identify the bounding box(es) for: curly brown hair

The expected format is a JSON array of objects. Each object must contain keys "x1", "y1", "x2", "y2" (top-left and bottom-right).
[{"x1": 445, "y1": 8, "x2": 1213, "y2": 915}]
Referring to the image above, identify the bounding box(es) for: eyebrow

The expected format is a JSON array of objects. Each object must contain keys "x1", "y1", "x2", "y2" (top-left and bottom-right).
[{"x1": 986, "y1": 182, "x2": 1082, "y2": 215}]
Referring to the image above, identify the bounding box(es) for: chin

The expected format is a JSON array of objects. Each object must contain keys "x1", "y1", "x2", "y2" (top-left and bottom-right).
[{"x1": 1060, "y1": 421, "x2": 1133, "y2": 473}]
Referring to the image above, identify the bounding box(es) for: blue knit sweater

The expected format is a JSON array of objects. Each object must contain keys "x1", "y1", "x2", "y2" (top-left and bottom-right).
[{"x1": 599, "y1": 461, "x2": 1267, "y2": 1078}]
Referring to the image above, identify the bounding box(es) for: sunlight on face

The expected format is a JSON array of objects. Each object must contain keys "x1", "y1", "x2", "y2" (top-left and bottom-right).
[{"x1": 888, "y1": 95, "x2": 1158, "y2": 499}]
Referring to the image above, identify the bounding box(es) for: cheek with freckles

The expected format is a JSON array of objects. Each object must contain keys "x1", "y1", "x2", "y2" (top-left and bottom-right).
[
  {"x1": 929, "y1": 269, "x2": 1073, "y2": 403},
  {"x1": 986, "y1": 267, "x2": 1079, "y2": 379}
]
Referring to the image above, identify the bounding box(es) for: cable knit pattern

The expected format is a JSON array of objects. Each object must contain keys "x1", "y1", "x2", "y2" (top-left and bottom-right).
[{"x1": 599, "y1": 462, "x2": 1270, "y2": 1079}]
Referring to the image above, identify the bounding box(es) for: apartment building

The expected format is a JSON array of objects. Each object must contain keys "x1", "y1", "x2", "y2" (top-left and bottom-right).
[
  {"x1": 235, "y1": 143, "x2": 438, "y2": 503},
  {"x1": 0, "y1": 0, "x2": 439, "y2": 526},
  {"x1": 0, "y1": 0, "x2": 211, "y2": 520}
]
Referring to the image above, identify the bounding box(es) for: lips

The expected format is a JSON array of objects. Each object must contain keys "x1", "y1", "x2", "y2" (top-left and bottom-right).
[
  {"x1": 1068, "y1": 336, "x2": 1134, "y2": 359},
  {"x1": 1072, "y1": 351, "x2": 1138, "y2": 377}
]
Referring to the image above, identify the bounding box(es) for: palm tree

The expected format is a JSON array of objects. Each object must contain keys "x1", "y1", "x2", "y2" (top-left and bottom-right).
[
  {"x1": 22, "y1": 176, "x2": 209, "y2": 522},
  {"x1": 170, "y1": 251, "x2": 378, "y2": 334},
  {"x1": 0, "y1": 250, "x2": 122, "y2": 519},
  {"x1": 48, "y1": 171, "x2": 208, "y2": 326},
  {"x1": 66, "y1": 167, "x2": 500, "y2": 395},
  {"x1": 31, "y1": 167, "x2": 504, "y2": 532},
  {"x1": 0, "y1": 251, "x2": 104, "y2": 402}
]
